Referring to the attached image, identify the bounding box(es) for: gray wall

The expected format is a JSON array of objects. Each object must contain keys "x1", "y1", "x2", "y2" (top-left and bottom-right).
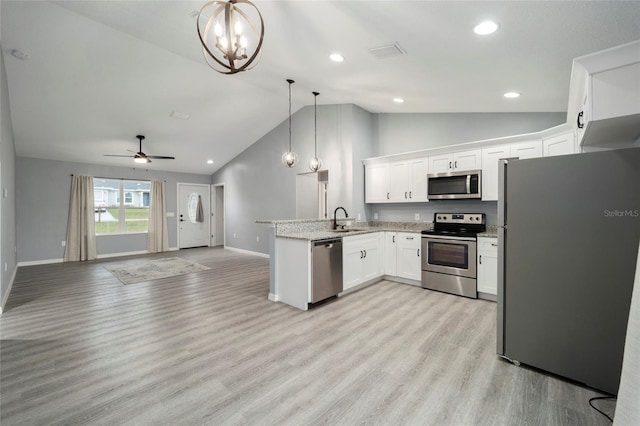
[
  {"x1": 375, "y1": 112, "x2": 565, "y2": 155},
  {"x1": 16, "y1": 157, "x2": 210, "y2": 263},
  {"x1": 212, "y1": 103, "x2": 369, "y2": 254},
  {"x1": 1, "y1": 46, "x2": 17, "y2": 309}
]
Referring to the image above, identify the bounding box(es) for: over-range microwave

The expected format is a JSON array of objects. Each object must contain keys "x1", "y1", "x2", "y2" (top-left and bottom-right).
[{"x1": 427, "y1": 170, "x2": 482, "y2": 200}]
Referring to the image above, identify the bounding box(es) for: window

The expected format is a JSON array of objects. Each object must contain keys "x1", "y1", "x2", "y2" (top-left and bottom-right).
[{"x1": 94, "y1": 179, "x2": 151, "y2": 235}]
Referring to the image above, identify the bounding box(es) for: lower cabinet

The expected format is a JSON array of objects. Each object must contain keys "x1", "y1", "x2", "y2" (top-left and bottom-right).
[
  {"x1": 343, "y1": 233, "x2": 384, "y2": 291},
  {"x1": 396, "y1": 233, "x2": 421, "y2": 280},
  {"x1": 384, "y1": 232, "x2": 397, "y2": 276},
  {"x1": 477, "y1": 237, "x2": 498, "y2": 296}
]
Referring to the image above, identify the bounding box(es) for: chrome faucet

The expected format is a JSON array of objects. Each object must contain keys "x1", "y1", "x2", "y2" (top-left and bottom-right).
[{"x1": 333, "y1": 207, "x2": 349, "y2": 230}]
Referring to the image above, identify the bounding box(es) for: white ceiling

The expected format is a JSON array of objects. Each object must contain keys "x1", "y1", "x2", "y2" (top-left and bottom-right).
[{"x1": 2, "y1": 1, "x2": 640, "y2": 175}]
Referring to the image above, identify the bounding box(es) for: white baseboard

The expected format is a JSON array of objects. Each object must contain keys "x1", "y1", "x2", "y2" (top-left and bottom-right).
[
  {"x1": 268, "y1": 293, "x2": 279, "y2": 302},
  {"x1": 224, "y1": 246, "x2": 270, "y2": 259},
  {"x1": 1, "y1": 265, "x2": 18, "y2": 314},
  {"x1": 17, "y1": 258, "x2": 64, "y2": 267},
  {"x1": 383, "y1": 275, "x2": 422, "y2": 287},
  {"x1": 96, "y1": 250, "x2": 149, "y2": 259}
]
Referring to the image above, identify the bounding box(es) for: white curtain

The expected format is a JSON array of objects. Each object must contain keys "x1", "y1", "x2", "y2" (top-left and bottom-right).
[
  {"x1": 63, "y1": 175, "x2": 97, "y2": 262},
  {"x1": 147, "y1": 179, "x2": 169, "y2": 253}
]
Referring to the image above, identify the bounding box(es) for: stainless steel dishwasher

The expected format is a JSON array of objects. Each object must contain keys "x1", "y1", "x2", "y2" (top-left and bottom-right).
[{"x1": 311, "y1": 238, "x2": 343, "y2": 303}]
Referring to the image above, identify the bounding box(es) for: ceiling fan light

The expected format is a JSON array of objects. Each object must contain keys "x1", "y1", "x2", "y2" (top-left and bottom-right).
[{"x1": 134, "y1": 157, "x2": 149, "y2": 164}]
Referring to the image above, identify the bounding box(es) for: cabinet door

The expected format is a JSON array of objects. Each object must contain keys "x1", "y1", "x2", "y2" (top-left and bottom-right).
[
  {"x1": 453, "y1": 149, "x2": 482, "y2": 171},
  {"x1": 543, "y1": 131, "x2": 576, "y2": 157},
  {"x1": 510, "y1": 140, "x2": 542, "y2": 159},
  {"x1": 396, "y1": 233, "x2": 421, "y2": 280},
  {"x1": 477, "y1": 238, "x2": 498, "y2": 295},
  {"x1": 481, "y1": 145, "x2": 511, "y2": 201},
  {"x1": 408, "y1": 157, "x2": 429, "y2": 201},
  {"x1": 384, "y1": 232, "x2": 397, "y2": 276},
  {"x1": 343, "y1": 239, "x2": 364, "y2": 290},
  {"x1": 361, "y1": 233, "x2": 383, "y2": 281},
  {"x1": 389, "y1": 161, "x2": 410, "y2": 201},
  {"x1": 365, "y1": 163, "x2": 390, "y2": 203},
  {"x1": 428, "y1": 154, "x2": 453, "y2": 174}
]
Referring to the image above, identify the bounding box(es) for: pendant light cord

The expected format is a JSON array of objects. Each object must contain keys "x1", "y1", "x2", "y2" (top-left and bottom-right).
[
  {"x1": 287, "y1": 79, "x2": 294, "y2": 152},
  {"x1": 313, "y1": 91, "x2": 319, "y2": 157}
]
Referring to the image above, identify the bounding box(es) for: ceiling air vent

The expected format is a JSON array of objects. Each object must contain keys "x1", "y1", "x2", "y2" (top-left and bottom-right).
[{"x1": 368, "y1": 42, "x2": 407, "y2": 59}]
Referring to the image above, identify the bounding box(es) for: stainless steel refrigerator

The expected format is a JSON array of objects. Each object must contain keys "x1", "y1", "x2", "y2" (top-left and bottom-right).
[{"x1": 497, "y1": 147, "x2": 640, "y2": 395}]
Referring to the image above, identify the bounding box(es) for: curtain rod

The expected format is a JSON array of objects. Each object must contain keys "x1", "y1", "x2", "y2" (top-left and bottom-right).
[{"x1": 70, "y1": 174, "x2": 165, "y2": 182}]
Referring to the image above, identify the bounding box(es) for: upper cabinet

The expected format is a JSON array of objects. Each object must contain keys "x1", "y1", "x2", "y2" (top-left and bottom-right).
[
  {"x1": 568, "y1": 40, "x2": 640, "y2": 148},
  {"x1": 428, "y1": 149, "x2": 482, "y2": 174},
  {"x1": 481, "y1": 140, "x2": 542, "y2": 201},
  {"x1": 543, "y1": 131, "x2": 576, "y2": 157},
  {"x1": 367, "y1": 157, "x2": 428, "y2": 203}
]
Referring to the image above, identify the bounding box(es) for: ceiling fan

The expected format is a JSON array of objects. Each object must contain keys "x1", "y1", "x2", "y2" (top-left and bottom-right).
[{"x1": 104, "y1": 135, "x2": 175, "y2": 163}]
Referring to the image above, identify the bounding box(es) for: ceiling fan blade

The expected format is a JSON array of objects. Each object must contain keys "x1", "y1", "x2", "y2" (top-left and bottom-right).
[
  {"x1": 146, "y1": 155, "x2": 175, "y2": 160},
  {"x1": 104, "y1": 154, "x2": 134, "y2": 158}
]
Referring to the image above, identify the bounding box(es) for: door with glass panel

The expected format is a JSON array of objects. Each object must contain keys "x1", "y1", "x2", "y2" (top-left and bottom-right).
[{"x1": 178, "y1": 183, "x2": 210, "y2": 249}]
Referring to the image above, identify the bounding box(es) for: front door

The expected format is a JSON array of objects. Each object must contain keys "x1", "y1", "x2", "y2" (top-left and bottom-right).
[{"x1": 178, "y1": 183, "x2": 210, "y2": 249}]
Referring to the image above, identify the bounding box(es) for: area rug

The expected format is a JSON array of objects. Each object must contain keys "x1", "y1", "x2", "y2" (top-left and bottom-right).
[{"x1": 104, "y1": 257, "x2": 210, "y2": 285}]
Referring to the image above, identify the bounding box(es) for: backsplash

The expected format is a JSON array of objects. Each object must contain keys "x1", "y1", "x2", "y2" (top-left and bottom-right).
[{"x1": 370, "y1": 200, "x2": 498, "y2": 226}]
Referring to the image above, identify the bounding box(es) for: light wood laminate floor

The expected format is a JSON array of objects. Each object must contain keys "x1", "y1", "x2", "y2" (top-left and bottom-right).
[{"x1": 1, "y1": 247, "x2": 612, "y2": 425}]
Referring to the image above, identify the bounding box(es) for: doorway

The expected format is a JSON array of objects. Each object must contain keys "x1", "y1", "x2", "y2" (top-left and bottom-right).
[
  {"x1": 177, "y1": 183, "x2": 211, "y2": 249},
  {"x1": 211, "y1": 184, "x2": 225, "y2": 247}
]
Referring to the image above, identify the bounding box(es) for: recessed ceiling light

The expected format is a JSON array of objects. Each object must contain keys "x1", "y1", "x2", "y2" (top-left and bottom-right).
[
  {"x1": 474, "y1": 21, "x2": 499, "y2": 35},
  {"x1": 329, "y1": 53, "x2": 344, "y2": 62},
  {"x1": 207, "y1": 160, "x2": 214, "y2": 164},
  {"x1": 504, "y1": 92, "x2": 520, "y2": 98},
  {"x1": 393, "y1": 98, "x2": 405, "y2": 103}
]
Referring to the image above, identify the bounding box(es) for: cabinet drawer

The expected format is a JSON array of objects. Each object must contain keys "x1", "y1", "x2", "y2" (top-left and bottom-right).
[{"x1": 478, "y1": 238, "x2": 499, "y2": 253}]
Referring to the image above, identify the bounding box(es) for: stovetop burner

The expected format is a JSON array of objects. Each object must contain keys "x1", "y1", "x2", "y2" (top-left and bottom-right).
[{"x1": 421, "y1": 212, "x2": 486, "y2": 237}]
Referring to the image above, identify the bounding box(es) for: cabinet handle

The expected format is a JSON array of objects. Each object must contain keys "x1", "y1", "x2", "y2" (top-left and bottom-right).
[
  {"x1": 449, "y1": 161, "x2": 452, "y2": 169},
  {"x1": 491, "y1": 243, "x2": 498, "y2": 247},
  {"x1": 479, "y1": 255, "x2": 482, "y2": 264},
  {"x1": 406, "y1": 237, "x2": 414, "y2": 240},
  {"x1": 577, "y1": 111, "x2": 584, "y2": 129},
  {"x1": 392, "y1": 235, "x2": 395, "y2": 243},
  {"x1": 360, "y1": 250, "x2": 363, "y2": 259},
  {"x1": 455, "y1": 161, "x2": 458, "y2": 169},
  {"x1": 417, "y1": 248, "x2": 420, "y2": 257},
  {"x1": 409, "y1": 191, "x2": 412, "y2": 198},
  {"x1": 387, "y1": 192, "x2": 390, "y2": 200},
  {"x1": 364, "y1": 250, "x2": 367, "y2": 258},
  {"x1": 405, "y1": 191, "x2": 407, "y2": 199}
]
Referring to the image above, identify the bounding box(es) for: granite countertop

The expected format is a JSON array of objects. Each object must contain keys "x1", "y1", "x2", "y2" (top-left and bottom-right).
[
  {"x1": 478, "y1": 226, "x2": 498, "y2": 238},
  {"x1": 268, "y1": 221, "x2": 431, "y2": 242}
]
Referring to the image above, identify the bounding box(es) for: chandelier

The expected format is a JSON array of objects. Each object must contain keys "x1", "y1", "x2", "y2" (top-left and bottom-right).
[{"x1": 196, "y1": 0, "x2": 264, "y2": 74}]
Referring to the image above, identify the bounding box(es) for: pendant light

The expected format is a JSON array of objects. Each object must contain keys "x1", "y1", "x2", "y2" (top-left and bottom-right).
[
  {"x1": 309, "y1": 91, "x2": 323, "y2": 172},
  {"x1": 282, "y1": 79, "x2": 298, "y2": 168}
]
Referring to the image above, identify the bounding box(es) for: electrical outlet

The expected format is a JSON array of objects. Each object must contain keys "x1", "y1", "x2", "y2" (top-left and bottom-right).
[
  {"x1": 414, "y1": 213, "x2": 420, "y2": 221},
  {"x1": 373, "y1": 212, "x2": 379, "y2": 220},
  {"x1": 61, "y1": 240, "x2": 66, "y2": 247}
]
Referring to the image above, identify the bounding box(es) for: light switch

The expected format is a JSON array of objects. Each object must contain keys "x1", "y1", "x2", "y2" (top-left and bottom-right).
[
  {"x1": 414, "y1": 213, "x2": 420, "y2": 221},
  {"x1": 373, "y1": 212, "x2": 379, "y2": 220}
]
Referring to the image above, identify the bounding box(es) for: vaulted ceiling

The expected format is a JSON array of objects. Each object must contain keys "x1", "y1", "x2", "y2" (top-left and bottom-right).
[{"x1": 3, "y1": 1, "x2": 640, "y2": 174}]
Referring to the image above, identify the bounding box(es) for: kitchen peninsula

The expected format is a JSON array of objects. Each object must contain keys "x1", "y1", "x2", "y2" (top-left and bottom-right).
[{"x1": 258, "y1": 218, "x2": 428, "y2": 310}]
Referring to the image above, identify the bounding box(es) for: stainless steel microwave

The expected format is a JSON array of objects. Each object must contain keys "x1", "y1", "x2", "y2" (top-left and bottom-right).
[{"x1": 427, "y1": 170, "x2": 482, "y2": 200}]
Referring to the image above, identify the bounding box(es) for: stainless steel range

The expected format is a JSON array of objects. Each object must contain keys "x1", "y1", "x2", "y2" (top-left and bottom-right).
[{"x1": 421, "y1": 213, "x2": 486, "y2": 298}]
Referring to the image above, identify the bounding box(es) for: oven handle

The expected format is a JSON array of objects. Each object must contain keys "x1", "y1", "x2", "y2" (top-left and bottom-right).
[{"x1": 422, "y1": 235, "x2": 476, "y2": 242}]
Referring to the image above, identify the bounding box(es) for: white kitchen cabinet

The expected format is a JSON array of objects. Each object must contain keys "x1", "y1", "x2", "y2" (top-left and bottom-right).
[
  {"x1": 384, "y1": 232, "x2": 397, "y2": 276},
  {"x1": 477, "y1": 237, "x2": 498, "y2": 296},
  {"x1": 343, "y1": 233, "x2": 383, "y2": 291},
  {"x1": 510, "y1": 140, "x2": 542, "y2": 159},
  {"x1": 365, "y1": 163, "x2": 390, "y2": 203},
  {"x1": 481, "y1": 145, "x2": 511, "y2": 201},
  {"x1": 396, "y1": 232, "x2": 421, "y2": 280},
  {"x1": 429, "y1": 149, "x2": 482, "y2": 173},
  {"x1": 481, "y1": 140, "x2": 543, "y2": 201},
  {"x1": 389, "y1": 161, "x2": 410, "y2": 201},
  {"x1": 543, "y1": 131, "x2": 576, "y2": 157},
  {"x1": 408, "y1": 158, "x2": 429, "y2": 201}
]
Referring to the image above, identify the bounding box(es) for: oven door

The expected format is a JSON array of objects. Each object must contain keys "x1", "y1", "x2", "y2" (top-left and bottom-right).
[{"x1": 421, "y1": 235, "x2": 477, "y2": 279}]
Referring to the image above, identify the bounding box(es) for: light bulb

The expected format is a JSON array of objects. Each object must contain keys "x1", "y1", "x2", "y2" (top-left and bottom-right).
[
  {"x1": 282, "y1": 151, "x2": 298, "y2": 168},
  {"x1": 235, "y1": 19, "x2": 243, "y2": 36},
  {"x1": 240, "y1": 36, "x2": 248, "y2": 48},
  {"x1": 134, "y1": 157, "x2": 148, "y2": 164},
  {"x1": 309, "y1": 157, "x2": 323, "y2": 172},
  {"x1": 220, "y1": 37, "x2": 228, "y2": 50},
  {"x1": 214, "y1": 21, "x2": 223, "y2": 37}
]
